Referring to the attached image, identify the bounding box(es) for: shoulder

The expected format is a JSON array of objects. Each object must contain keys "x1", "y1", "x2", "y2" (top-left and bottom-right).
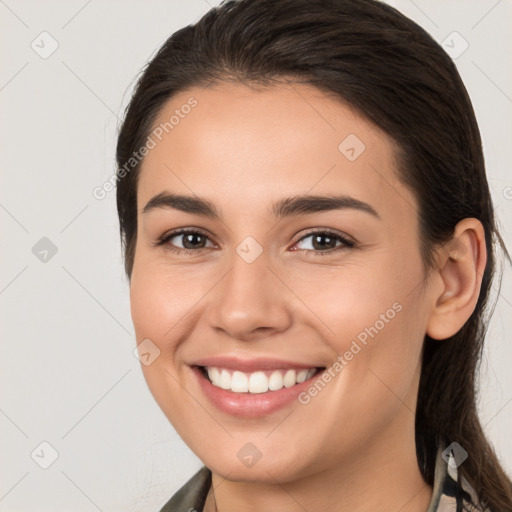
[{"x1": 158, "y1": 466, "x2": 212, "y2": 512}]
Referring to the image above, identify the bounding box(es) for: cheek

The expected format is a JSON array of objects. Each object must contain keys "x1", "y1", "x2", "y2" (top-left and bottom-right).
[
  {"x1": 283, "y1": 260, "x2": 412, "y2": 346},
  {"x1": 129, "y1": 255, "x2": 208, "y2": 348},
  {"x1": 295, "y1": 249, "x2": 427, "y2": 391},
  {"x1": 129, "y1": 261, "x2": 199, "y2": 420}
]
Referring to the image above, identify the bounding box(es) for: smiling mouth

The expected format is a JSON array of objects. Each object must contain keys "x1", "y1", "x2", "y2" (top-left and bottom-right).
[{"x1": 197, "y1": 365, "x2": 325, "y2": 394}]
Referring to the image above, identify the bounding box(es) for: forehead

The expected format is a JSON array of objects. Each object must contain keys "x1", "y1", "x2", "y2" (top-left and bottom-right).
[{"x1": 137, "y1": 81, "x2": 416, "y2": 220}]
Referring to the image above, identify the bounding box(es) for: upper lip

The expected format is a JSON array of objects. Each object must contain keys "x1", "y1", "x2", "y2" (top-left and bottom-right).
[{"x1": 191, "y1": 356, "x2": 323, "y2": 373}]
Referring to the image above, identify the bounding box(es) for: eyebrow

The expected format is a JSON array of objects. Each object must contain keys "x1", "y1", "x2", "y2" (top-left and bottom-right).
[{"x1": 142, "y1": 192, "x2": 380, "y2": 220}]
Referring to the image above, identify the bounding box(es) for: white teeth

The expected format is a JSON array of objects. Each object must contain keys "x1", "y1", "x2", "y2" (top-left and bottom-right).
[
  {"x1": 219, "y1": 369, "x2": 231, "y2": 390},
  {"x1": 207, "y1": 367, "x2": 219, "y2": 383},
  {"x1": 268, "y1": 370, "x2": 283, "y2": 391},
  {"x1": 296, "y1": 369, "x2": 308, "y2": 383},
  {"x1": 231, "y1": 371, "x2": 249, "y2": 392},
  {"x1": 205, "y1": 367, "x2": 317, "y2": 393},
  {"x1": 249, "y1": 371, "x2": 268, "y2": 393},
  {"x1": 283, "y1": 369, "x2": 296, "y2": 388}
]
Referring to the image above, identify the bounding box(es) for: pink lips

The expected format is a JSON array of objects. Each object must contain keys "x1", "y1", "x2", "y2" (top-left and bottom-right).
[
  {"x1": 192, "y1": 355, "x2": 320, "y2": 372},
  {"x1": 190, "y1": 356, "x2": 324, "y2": 418}
]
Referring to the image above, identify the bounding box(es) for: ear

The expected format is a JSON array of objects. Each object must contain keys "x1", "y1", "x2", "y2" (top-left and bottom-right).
[{"x1": 426, "y1": 218, "x2": 487, "y2": 340}]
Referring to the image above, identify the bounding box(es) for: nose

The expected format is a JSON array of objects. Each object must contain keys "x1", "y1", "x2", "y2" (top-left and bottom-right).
[{"x1": 205, "y1": 248, "x2": 293, "y2": 341}]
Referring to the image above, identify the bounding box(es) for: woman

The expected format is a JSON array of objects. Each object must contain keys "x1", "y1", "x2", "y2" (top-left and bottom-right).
[{"x1": 115, "y1": 0, "x2": 512, "y2": 510}]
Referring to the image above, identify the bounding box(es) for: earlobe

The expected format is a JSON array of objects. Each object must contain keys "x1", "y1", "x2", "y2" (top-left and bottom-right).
[{"x1": 426, "y1": 218, "x2": 487, "y2": 340}]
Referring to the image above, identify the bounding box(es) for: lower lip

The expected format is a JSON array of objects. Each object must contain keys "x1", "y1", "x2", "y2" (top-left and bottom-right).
[{"x1": 191, "y1": 366, "x2": 323, "y2": 418}]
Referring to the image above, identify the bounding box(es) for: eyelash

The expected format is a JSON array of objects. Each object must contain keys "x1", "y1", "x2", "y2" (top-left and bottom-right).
[{"x1": 154, "y1": 228, "x2": 356, "y2": 256}]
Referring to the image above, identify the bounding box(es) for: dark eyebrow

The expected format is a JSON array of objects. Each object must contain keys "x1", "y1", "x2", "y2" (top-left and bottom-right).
[
  {"x1": 142, "y1": 192, "x2": 222, "y2": 219},
  {"x1": 272, "y1": 194, "x2": 380, "y2": 219},
  {"x1": 142, "y1": 192, "x2": 380, "y2": 220}
]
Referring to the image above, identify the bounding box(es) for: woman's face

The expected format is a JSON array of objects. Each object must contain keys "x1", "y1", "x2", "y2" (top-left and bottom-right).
[{"x1": 130, "y1": 82, "x2": 436, "y2": 482}]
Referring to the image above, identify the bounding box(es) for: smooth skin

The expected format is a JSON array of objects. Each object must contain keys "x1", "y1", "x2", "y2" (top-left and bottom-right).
[{"x1": 129, "y1": 81, "x2": 486, "y2": 512}]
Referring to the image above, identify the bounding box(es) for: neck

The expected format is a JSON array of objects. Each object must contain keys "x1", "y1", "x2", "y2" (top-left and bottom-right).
[{"x1": 205, "y1": 408, "x2": 432, "y2": 512}]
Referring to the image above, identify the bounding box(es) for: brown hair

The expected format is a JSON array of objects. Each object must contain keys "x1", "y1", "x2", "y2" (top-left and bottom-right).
[{"x1": 116, "y1": 0, "x2": 512, "y2": 509}]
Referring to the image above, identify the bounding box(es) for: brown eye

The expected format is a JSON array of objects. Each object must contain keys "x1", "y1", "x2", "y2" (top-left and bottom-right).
[
  {"x1": 156, "y1": 229, "x2": 215, "y2": 254},
  {"x1": 292, "y1": 230, "x2": 355, "y2": 254},
  {"x1": 177, "y1": 232, "x2": 208, "y2": 249}
]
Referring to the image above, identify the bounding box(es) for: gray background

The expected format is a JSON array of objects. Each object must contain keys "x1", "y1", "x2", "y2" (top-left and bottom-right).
[{"x1": 0, "y1": 0, "x2": 511, "y2": 510}]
